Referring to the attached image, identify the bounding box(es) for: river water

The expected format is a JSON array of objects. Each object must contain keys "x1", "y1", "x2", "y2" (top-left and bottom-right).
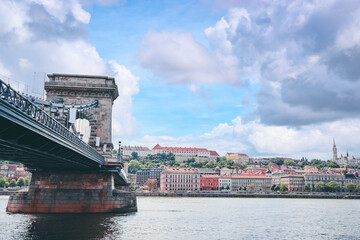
[{"x1": 0, "y1": 196, "x2": 359, "y2": 239}]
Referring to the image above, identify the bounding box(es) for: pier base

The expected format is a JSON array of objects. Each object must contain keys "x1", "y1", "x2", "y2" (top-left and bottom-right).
[{"x1": 6, "y1": 171, "x2": 137, "y2": 213}]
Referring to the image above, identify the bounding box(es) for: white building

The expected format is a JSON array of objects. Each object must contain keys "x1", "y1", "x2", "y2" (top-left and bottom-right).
[
  {"x1": 122, "y1": 146, "x2": 151, "y2": 158},
  {"x1": 219, "y1": 176, "x2": 231, "y2": 190},
  {"x1": 152, "y1": 144, "x2": 217, "y2": 162}
]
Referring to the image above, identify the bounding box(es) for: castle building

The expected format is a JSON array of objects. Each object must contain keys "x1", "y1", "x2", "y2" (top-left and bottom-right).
[
  {"x1": 152, "y1": 144, "x2": 218, "y2": 162},
  {"x1": 332, "y1": 139, "x2": 360, "y2": 167},
  {"x1": 122, "y1": 146, "x2": 151, "y2": 158}
]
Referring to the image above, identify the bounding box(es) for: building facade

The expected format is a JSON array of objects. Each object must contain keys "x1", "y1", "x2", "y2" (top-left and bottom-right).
[
  {"x1": 200, "y1": 175, "x2": 219, "y2": 191},
  {"x1": 122, "y1": 145, "x2": 151, "y2": 158},
  {"x1": 152, "y1": 144, "x2": 216, "y2": 162},
  {"x1": 231, "y1": 174, "x2": 272, "y2": 192},
  {"x1": 304, "y1": 173, "x2": 345, "y2": 189},
  {"x1": 160, "y1": 167, "x2": 200, "y2": 192},
  {"x1": 136, "y1": 168, "x2": 164, "y2": 187},
  {"x1": 280, "y1": 175, "x2": 305, "y2": 191}
]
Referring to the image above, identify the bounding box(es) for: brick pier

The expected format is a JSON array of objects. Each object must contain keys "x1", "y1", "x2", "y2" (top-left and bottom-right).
[{"x1": 7, "y1": 171, "x2": 137, "y2": 213}]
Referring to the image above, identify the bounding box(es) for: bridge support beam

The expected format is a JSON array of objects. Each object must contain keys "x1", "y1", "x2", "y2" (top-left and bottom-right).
[{"x1": 6, "y1": 171, "x2": 137, "y2": 213}]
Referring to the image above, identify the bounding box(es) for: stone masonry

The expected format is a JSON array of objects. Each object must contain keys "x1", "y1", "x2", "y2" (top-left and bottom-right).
[
  {"x1": 45, "y1": 73, "x2": 119, "y2": 148},
  {"x1": 7, "y1": 171, "x2": 137, "y2": 213}
]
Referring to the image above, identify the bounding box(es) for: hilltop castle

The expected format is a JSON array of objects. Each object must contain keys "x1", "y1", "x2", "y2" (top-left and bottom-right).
[{"x1": 332, "y1": 139, "x2": 359, "y2": 167}]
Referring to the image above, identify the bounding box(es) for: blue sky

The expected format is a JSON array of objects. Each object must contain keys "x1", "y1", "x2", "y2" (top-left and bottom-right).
[{"x1": 1, "y1": 0, "x2": 360, "y2": 159}]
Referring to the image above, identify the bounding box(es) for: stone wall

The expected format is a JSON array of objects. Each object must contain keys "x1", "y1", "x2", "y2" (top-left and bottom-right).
[
  {"x1": 7, "y1": 171, "x2": 137, "y2": 213},
  {"x1": 45, "y1": 74, "x2": 118, "y2": 148}
]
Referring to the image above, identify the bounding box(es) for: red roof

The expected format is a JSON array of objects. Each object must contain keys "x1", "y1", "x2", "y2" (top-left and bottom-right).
[
  {"x1": 153, "y1": 144, "x2": 208, "y2": 152},
  {"x1": 200, "y1": 174, "x2": 220, "y2": 178},
  {"x1": 231, "y1": 174, "x2": 270, "y2": 179},
  {"x1": 209, "y1": 150, "x2": 219, "y2": 156},
  {"x1": 163, "y1": 167, "x2": 199, "y2": 173}
]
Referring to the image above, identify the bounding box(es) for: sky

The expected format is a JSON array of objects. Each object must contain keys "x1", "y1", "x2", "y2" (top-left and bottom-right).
[{"x1": 1, "y1": 0, "x2": 360, "y2": 160}]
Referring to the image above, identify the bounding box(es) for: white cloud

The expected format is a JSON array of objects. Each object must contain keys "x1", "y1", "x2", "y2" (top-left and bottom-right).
[
  {"x1": 109, "y1": 61, "x2": 140, "y2": 137},
  {"x1": 0, "y1": 0, "x2": 139, "y2": 141},
  {"x1": 138, "y1": 30, "x2": 242, "y2": 85}
]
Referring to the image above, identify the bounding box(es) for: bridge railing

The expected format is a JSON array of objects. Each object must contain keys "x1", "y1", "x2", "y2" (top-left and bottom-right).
[{"x1": 0, "y1": 79, "x2": 104, "y2": 164}]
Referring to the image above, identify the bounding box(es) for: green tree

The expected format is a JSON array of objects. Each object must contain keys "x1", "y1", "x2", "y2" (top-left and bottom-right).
[
  {"x1": 279, "y1": 183, "x2": 288, "y2": 192},
  {"x1": 0, "y1": 177, "x2": 7, "y2": 188},
  {"x1": 315, "y1": 182, "x2": 325, "y2": 192},
  {"x1": 128, "y1": 160, "x2": 142, "y2": 174},
  {"x1": 356, "y1": 185, "x2": 360, "y2": 192},
  {"x1": 24, "y1": 177, "x2": 30, "y2": 186},
  {"x1": 284, "y1": 159, "x2": 297, "y2": 166},
  {"x1": 304, "y1": 184, "x2": 311, "y2": 191},
  {"x1": 326, "y1": 161, "x2": 340, "y2": 168},
  {"x1": 346, "y1": 183, "x2": 356, "y2": 192},
  {"x1": 325, "y1": 181, "x2": 340, "y2": 192},
  {"x1": 271, "y1": 184, "x2": 276, "y2": 191},
  {"x1": 131, "y1": 152, "x2": 139, "y2": 160},
  {"x1": 9, "y1": 179, "x2": 17, "y2": 187},
  {"x1": 17, "y1": 177, "x2": 25, "y2": 187},
  {"x1": 274, "y1": 185, "x2": 280, "y2": 191},
  {"x1": 225, "y1": 185, "x2": 230, "y2": 190}
]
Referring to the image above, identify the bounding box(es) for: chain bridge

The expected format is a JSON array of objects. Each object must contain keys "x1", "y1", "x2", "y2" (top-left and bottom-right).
[{"x1": 0, "y1": 74, "x2": 137, "y2": 213}]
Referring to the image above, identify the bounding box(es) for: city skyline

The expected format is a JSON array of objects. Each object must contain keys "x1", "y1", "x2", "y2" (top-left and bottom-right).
[{"x1": 1, "y1": 0, "x2": 360, "y2": 159}]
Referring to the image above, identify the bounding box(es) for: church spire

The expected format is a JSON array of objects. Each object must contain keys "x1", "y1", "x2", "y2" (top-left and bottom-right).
[{"x1": 332, "y1": 139, "x2": 338, "y2": 161}]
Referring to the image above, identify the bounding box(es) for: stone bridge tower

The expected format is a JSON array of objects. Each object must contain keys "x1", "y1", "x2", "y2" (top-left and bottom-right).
[{"x1": 45, "y1": 73, "x2": 118, "y2": 149}]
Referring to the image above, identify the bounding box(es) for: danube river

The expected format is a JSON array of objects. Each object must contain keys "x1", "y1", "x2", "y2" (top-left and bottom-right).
[{"x1": 0, "y1": 196, "x2": 359, "y2": 239}]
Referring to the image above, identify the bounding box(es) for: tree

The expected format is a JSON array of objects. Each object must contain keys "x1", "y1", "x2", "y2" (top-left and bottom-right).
[
  {"x1": 346, "y1": 183, "x2": 356, "y2": 192},
  {"x1": 326, "y1": 161, "x2": 340, "y2": 168},
  {"x1": 238, "y1": 187, "x2": 242, "y2": 191},
  {"x1": 271, "y1": 184, "x2": 276, "y2": 191},
  {"x1": 131, "y1": 152, "x2": 139, "y2": 160},
  {"x1": 325, "y1": 181, "x2": 340, "y2": 192},
  {"x1": 356, "y1": 185, "x2": 360, "y2": 192},
  {"x1": 284, "y1": 159, "x2": 297, "y2": 166},
  {"x1": 128, "y1": 160, "x2": 142, "y2": 174},
  {"x1": 304, "y1": 184, "x2": 311, "y2": 192},
  {"x1": 0, "y1": 177, "x2": 6, "y2": 188},
  {"x1": 225, "y1": 185, "x2": 230, "y2": 190},
  {"x1": 274, "y1": 185, "x2": 280, "y2": 191},
  {"x1": 279, "y1": 183, "x2": 288, "y2": 192},
  {"x1": 9, "y1": 179, "x2": 17, "y2": 187},
  {"x1": 17, "y1": 177, "x2": 25, "y2": 187},
  {"x1": 146, "y1": 179, "x2": 157, "y2": 192},
  {"x1": 24, "y1": 177, "x2": 30, "y2": 186},
  {"x1": 315, "y1": 182, "x2": 325, "y2": 192}
]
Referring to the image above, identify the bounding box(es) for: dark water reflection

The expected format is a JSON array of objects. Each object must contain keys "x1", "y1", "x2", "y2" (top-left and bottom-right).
[
  {"x1": 22, "y1": 213, "x2": 131, "y2": 240},
  {"x1": 1, "y1": 196, "x2": 360, "y2": 240}
]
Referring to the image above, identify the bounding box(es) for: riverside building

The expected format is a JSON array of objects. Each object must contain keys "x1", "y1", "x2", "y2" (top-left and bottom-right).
[
  {"x1": 136, "y1": 168, "x2": 164, "y2": 187},
  {"x1": 160, "y1": 167, "x2": 200, "y2": 192},
  {"x1": 304, "y1": 173, "x2": 345, "y2": 189}
]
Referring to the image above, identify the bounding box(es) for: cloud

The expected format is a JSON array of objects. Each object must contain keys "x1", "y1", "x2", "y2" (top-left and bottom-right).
[
  {"x1": 137, "y1": 30, "x2": 243, "y2": 86},
  {"x1": 0, "y1": 0, "x2": 139, "y2": 140},
  {"x1": 109, "y1": 61, "x2": 140, "y2": 137},
  {"x1": 200, "y1": 1, "x2": 360, "y2": 126}
]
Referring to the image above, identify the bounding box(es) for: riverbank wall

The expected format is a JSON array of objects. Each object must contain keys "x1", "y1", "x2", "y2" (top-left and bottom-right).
[{"x1": 136, "y1": 192, "x2": 360, "y2": 199}]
